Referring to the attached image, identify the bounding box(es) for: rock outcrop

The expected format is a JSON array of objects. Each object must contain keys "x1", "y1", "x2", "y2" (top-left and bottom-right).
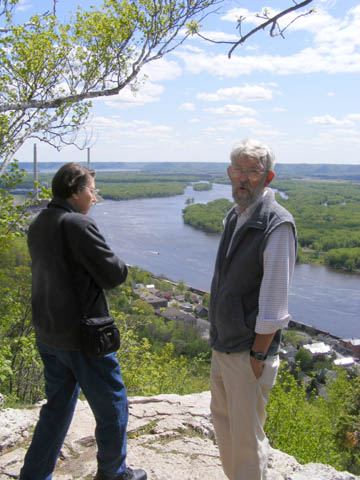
[{"x1": 0, "y1": 391, "x2": 358, "y2": 480}]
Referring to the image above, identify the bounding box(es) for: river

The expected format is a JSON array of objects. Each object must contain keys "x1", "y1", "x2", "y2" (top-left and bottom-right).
[{"x1": 90, "y1": 184, "x2": 360, "y2": 339}]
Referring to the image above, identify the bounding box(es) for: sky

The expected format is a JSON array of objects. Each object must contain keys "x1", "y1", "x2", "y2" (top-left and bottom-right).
[{"x1": 11, "y1": 0, "x2": 360, "y2": 165}]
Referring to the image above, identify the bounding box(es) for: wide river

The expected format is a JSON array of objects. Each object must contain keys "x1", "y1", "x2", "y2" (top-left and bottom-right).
[{"x1": 90, "y1": 184, "x2": 360, "y2": 339}]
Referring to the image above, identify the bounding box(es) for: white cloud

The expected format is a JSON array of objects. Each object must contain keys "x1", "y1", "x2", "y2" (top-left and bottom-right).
[
  {"x1": 272, "y1": 107, "x2": 286, "y2": 112},
  {"x1": 105, "y1": 82, "x2": 164, "y2": 109},
  {"x1": 194, "y1": 30, "x2": 240, "y2": 42},
  {"x1": 307, "y1": 114, "x2": 359, "y2": 127},
  {"x1": 227, "y1": 117, "x2": 263, "y2": 128},
  {"x1": 331, "y1": 128, "x2": 360, "y2": 136},
  {"x1": 205, "y1": 117, "x2": 265, "y2": 134},
  {"x1": 304, "y1": 129, "x2": 360, "y2": 150},
  {"x1": 221, "y1": 8, "x2": 261, "y2": 24},
  {"x1": 220, "y1": 6, "x2": 334, "y2": 36},
  {"x1": 327, "y1": 92, "x2": 335, "y2": 97},
  {"x1": 179, "y1": 102, "x2": 196, "y2": 111},
  {"x1": 180, "y1": 45, "x2": 204, "y2": 54},
  {"x1": 203, "y1": 127, "x2": 217, "y2": 133},
  {"x1": 254, "y1": 128, "x2": 285, "y2": 137},
  {"x1": 174, "y1": 5, "x2": 360, "y2": 77},
  {"x1": 91, "y1": 116, "x2": 173, "y2": 142},
  {"x1": 262, "y1": 82, "x2": 279, "y2": 88},
  {"x1": 101, "y1": 58, "x2": 181, "y2": 110},
  {"x1": 175, "y1": 44, "x2": 360, "y2": 76},
  {"x1": 312, "y1": 9, "x2": 360, "y2": 58},
  {"x1": 189, "y1": 118, "x2": 200, "y2": 123},
  {"x1": 205, "y1": 104, "x2": 257, "y2": 116},
  {"x1": 245, "y1": 45, "x2": 260, "y2": 52},
  {"x1": 347, "y1": 113, "x2": 360, "y2": 122},
  {"x1": 16, "y1": 0, "x2": 32, "y2": 11},
  {"x1": 174, "y1": 50, "x2": 262, "y2": 77},
  {"x1": 283, "y1": 8, "x2": 337, "y2": 34},
  {"x1": 141, "y1": 58, "x2": 182, "y2": 82},
  {"x1": 197, "y1": 85, "x2": 273, "y2": 102}
]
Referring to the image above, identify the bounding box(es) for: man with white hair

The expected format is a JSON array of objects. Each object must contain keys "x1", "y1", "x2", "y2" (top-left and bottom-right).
[{"x1": 209, "y1": 139, "x2": 297, "y2": 480}]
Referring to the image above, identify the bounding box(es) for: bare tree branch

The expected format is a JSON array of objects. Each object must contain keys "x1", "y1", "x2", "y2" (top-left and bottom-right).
[
  {"x1": 193, "y1": 0, "x2": 315, "y2": 58},
  {"x1": 227, "y1": 0, "x2": 315, "y2": 57},
  {"x1": 0, "y1": 0, "x2": 223, "y2": 174},
  {"x1": 0, "y1": 0, "x2": 316, "y2": 175}
]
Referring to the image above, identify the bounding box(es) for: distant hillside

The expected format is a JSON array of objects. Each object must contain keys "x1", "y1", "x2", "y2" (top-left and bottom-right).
[
  {"x1": 17, "y1": 161, "x2": 360, "y2": 180},
  {"x1": 275, "y1": 163, "x2": 360, "y2": 181},
  {"x1": 18, "y1": 161, "x2": 228, "y2": 175}
]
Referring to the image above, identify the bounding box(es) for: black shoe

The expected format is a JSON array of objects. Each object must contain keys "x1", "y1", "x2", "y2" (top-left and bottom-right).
[{"x1": 95, "y1": 467, "x2": 147, "y2": 480}]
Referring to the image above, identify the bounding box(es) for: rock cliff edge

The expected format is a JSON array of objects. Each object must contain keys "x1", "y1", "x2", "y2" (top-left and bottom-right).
[{"x1": 0, "y1": 392, "x2": 358, "y2": 480}]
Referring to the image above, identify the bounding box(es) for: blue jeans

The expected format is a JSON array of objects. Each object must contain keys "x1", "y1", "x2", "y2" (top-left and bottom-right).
[{"x1": 20, "y1": 342, "x2": 128, "y2": 480}]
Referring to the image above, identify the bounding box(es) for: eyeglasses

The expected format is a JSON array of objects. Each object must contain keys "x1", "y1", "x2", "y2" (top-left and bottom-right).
[
  {"x1": 229, "y1": 166, "x2": 265, "y2": 181},
  {"x1": 86, "y1": 187, "x2": 100, "y2": 196}
]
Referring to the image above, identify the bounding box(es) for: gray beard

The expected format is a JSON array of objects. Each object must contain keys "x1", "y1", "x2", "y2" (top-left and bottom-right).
[{"x1": 232, "y1": 179, "x2": 266, "y2": 210}]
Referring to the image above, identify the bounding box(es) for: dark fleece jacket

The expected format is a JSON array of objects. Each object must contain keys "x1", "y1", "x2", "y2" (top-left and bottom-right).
[{"x1": 27, "y1": 197, "x2": 127, "y2": 350}]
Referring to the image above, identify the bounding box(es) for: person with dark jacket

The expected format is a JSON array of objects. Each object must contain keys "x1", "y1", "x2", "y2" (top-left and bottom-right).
[
  {"x1": 209, "y1": 139, "x2": 297, "y2": 480},
  {"x1": 20, "y1": 163, "x2": 146, "y2": 480}
]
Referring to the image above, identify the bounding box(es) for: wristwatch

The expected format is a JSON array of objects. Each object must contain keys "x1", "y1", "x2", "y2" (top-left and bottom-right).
[{"x1": 250, "y1": 350, "x2": 267, "y2": 361}]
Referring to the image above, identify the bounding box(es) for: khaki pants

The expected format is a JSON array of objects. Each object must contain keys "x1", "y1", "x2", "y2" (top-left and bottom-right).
[{"x1": 210, "y1": 350, "x2": 279, "y2": 480}]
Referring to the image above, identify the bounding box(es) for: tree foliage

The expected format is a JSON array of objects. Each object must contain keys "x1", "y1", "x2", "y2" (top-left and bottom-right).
[
  {"x1": 192, "y1": 182, "x2": 212, "y2": 191},
  {"x1": 135, "y1": 315, "x2": 211, "y2": 358},
  {"x1": 0, "y1": 0, "x2": 219, "y2": 175},
  {"x1": 97, "y1": 180, "x2": 188, "y2": 200},
  {"x1": 0, "y1": 161, "x2": 29, "y2": 245},
  {"x1": 324, "y1": 248, "x2": 360, "y2": 272},
  {"x1": 294, "y1": 347, "x2": 313, "y2": 372},
  {"x1": 273, "y1": 180, "x2": 360, "y2": 270},
  {"x1": 183, "y1": 179, "x2": 360, "y2": 271},
  {"x1": 282, "y1": 329, "x2": 309, "y2": 348},
  {"x1": 0, "y1": 234, "x2": 44, "y2": 405},
  {"x1": 0, "y1": 161, "x2": 52, "y2": 404},
  {"x1": 0, "y1": 222, "x2": 359, "y2": 474},
  {"x1": 266, "y1": 365, "x2": 360, "y2": 474},
  {"x1": 182, "y1": 198, "x2": 233, "y2": 233},
  {"x1": 0, "y1": 256, "x2": 211, "y2": 403},
  {"x1": 114, "y1": 311, "x2": 210, "y2": 396},
  {"x1": 0, "y1": 0, "x2": 321, "y2": 175}
]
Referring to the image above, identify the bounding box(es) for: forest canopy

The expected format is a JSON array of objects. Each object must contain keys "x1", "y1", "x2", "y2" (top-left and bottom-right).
[{"x1": 182, "y1": 179, "x2": 360, "y2": 272}]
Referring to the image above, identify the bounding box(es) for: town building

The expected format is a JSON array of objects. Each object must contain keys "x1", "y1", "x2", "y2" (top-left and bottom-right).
[
  {"x1": 139, "y1": 291, "x2": 168, "y2": 310},
  {"x1": 156, "y1": 307, "x2": 197, "y2": 329},
  {"x1": 340, "y1": 338, "x2": 360, "y2": 359}
]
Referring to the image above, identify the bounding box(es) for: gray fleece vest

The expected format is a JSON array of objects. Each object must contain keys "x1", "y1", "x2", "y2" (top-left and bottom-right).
[{"x1": 209, "y1": 191, "x2": 297, "y2": 356}]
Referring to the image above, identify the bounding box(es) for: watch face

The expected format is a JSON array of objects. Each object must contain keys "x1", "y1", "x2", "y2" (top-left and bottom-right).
[{"x1": 251, "y1": 351, "x2": 266, "y2": 361}]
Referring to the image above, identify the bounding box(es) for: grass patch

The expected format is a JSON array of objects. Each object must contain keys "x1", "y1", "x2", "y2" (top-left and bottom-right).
[{"x1": 128, "y1": 420, "x2": 158, "y2": 439}]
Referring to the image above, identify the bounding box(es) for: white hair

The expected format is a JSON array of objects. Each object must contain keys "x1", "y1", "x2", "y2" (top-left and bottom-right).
[{"x1": 230, "y1": 139, "x2": 275, "y2": 172}]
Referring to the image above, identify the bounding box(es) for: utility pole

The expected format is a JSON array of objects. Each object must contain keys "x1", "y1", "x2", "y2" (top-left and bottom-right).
[
  {"x1": 87, "y1": 147, "x2": 90, "y2": 169},
  {"x1": 33, "y1": 143, "x2": 39, "y2": 201}
]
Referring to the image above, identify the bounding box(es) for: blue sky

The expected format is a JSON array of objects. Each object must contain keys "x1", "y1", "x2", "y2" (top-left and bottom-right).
[{"x1": 13, "y1": 0, "x2": 360, "y2": 165}]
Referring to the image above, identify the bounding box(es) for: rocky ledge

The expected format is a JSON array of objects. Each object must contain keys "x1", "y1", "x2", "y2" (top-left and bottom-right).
[{"x1": 0, "y1": 391, "x2": 358, "y2": 480}]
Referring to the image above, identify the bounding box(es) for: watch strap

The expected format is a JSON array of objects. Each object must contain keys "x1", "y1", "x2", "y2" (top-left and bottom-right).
[{"x1": 250, "y1": 350, "x2": 267, "y2": 361}]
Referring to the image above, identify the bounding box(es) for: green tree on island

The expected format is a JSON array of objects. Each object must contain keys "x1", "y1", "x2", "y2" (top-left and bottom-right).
[
  {"x1": 183, "y1": 198, "x2": 233, "y2": 233},
  {"x1": 193, "y1": 182, "x2": 212, "y2": 191}
]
